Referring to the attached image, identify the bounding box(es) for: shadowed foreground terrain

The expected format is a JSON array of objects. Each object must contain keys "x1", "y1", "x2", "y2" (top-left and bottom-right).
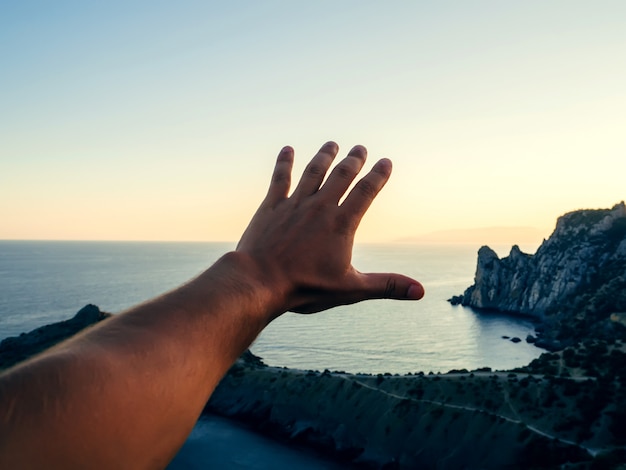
[{"x1": 206, "y1": 347, "x2": 626, "y2": 469}]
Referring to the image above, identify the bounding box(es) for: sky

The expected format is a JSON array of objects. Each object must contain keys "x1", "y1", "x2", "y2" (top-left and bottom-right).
[{"x1": 1, "y1": 1, "x2": 625, "y2": 246}]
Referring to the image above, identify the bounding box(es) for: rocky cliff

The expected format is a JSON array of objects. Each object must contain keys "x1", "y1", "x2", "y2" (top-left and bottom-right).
[{"x1": 450, "y1": 202, "x2": 626, "y2": 349}]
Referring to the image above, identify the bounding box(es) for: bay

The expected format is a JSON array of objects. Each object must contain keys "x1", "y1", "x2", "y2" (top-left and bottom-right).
[{"x1": 0, "y1": 240, "x2": 543, "y2": 374}]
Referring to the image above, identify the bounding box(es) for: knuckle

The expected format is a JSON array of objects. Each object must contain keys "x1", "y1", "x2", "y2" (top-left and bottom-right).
[
  {"x1": 272, "y1": 170, "x2": 290, "y2": 185},
  {"x1": 335, "y1": 163, "x2": 355, "y2": 181},
  {"x1": 305, "y1": 163, "x2": 324, "y2": 177},
  {"x1": 356, "y1": 179, "x2": 378, "y2": 198},
  {"x1": 384, "y1": 278, "x2": 396, "y2": 297}
]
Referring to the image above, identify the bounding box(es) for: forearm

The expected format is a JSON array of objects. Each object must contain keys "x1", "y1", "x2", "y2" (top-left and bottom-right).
[{"x1": 0, "y1": 251, "x2": 277, "y2": 469}]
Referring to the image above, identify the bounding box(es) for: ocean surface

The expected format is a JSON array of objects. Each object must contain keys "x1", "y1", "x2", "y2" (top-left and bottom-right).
[
  {"x1": 0, "y1": 240, "x2": 545, "y2": 468},
  {"x1": 0, "y1": 240, "x2": 544, "y2": 374}
]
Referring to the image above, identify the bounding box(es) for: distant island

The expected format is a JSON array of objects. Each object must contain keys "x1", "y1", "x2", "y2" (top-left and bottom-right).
[{"x1": 2, "y1": 202, "x2": 625, "y2": 468}]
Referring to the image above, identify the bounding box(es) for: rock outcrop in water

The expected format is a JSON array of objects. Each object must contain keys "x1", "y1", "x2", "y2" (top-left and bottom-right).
[
  {"x1": 0, "y1": 304, "x2": 110, "y2": 370},
  {"x1": 450, "y1": 202, "x2": 626, "y2": 350}
]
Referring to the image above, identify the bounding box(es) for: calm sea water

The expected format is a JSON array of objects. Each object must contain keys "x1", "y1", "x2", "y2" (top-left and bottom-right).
[{"x1": 0, "y1": 240, "x2": 543, "y2": 374}]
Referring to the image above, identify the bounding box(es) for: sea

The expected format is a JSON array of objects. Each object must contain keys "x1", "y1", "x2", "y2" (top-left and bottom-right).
[
  {"x1": 0, "y1": 240, "x2": 545, "y2": 469},
  {"x1": 0, "y1": 240, "x2": 543, "y2": 374}
]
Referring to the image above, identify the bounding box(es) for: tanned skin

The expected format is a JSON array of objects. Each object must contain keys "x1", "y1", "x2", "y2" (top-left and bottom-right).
[{"x1": 0, "y1": 142, "x2": 424, "y2": 469}]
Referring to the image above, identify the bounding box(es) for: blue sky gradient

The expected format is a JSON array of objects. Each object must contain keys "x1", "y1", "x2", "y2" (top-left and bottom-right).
[{"x1": 1, "y1": 1, "x2": 625, "y2": 243}]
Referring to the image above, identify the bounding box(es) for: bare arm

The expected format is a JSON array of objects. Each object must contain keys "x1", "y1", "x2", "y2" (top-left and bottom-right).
[{"x1": 0, "y1": 142, "x2": 424, "y2": 469}]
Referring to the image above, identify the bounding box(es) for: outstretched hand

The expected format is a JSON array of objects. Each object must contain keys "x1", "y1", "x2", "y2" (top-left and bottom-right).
[{"x1": 237, "y1": 141, "x2": 424, "y2": 316}]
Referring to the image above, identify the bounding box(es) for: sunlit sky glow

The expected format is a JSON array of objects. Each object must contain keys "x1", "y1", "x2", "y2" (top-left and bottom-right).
[{"x1": 1, "y1": 1, "x2": 624, "y2": 247}]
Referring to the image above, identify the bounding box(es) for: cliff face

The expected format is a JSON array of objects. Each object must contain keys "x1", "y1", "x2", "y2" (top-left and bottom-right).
[{"x1": 451, "y1": 202, "x2": 626, "y2": 347}]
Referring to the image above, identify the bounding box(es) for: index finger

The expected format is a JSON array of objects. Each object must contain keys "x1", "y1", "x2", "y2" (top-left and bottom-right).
[{"x1": 339, "y1": 158, "x2": 392, "y2": 225}]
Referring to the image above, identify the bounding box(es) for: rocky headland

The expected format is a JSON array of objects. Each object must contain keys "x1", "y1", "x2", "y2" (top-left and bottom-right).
[{"x1": 449, "y1": 201, "x2": 626, "y2": 351}]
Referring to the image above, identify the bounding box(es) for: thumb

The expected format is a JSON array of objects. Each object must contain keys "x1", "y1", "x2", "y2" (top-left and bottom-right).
[{"x1": 362, "y1": 273, "x2": 425, "y2": 300}]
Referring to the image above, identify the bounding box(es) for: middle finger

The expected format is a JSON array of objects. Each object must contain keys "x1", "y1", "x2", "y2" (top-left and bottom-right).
[{"x1": 291, "y1": 141, "x2": 339, "y2": 199}]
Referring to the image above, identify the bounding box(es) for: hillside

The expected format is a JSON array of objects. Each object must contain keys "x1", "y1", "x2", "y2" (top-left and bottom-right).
[{"x1": 207, "y1": 349, "x2": 626, "y2": 469}]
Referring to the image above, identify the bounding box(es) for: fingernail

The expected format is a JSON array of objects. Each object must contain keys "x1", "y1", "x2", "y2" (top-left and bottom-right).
[
  {"x1": 373, "y1": 158, "x2": 392, "y2": 176},
  {"x1": 277, "y1": 146, "x2": 294, "y2": 162},
  {"x1": 349, "y1": 145, "x2": 367, "y2": 158},
  {"x1": 406, "y1": 283, "x2": 424, "y2": 300}
]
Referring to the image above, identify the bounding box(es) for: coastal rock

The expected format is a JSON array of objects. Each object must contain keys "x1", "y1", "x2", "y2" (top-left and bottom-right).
[
  {"x1": 450, "y1": 202, "x2": 626, "y2": 348},
  {"x1": 0, "y1": 304, "x2": 110, "y2": 370}
]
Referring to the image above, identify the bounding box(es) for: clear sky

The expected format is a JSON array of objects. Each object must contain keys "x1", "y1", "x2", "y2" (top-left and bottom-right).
[{"x1": 1, "y1": 1, "x2": 624, "y2": 245}]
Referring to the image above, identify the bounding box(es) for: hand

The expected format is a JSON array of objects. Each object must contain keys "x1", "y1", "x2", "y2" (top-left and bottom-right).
[{"x1": 237, "y1": 141, "x2": 424, "y2": 315}]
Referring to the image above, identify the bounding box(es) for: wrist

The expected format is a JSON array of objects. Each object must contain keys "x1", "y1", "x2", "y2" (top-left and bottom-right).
[{"x1": 201, "y1": 251, "x2": 289, "y2": 324}]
